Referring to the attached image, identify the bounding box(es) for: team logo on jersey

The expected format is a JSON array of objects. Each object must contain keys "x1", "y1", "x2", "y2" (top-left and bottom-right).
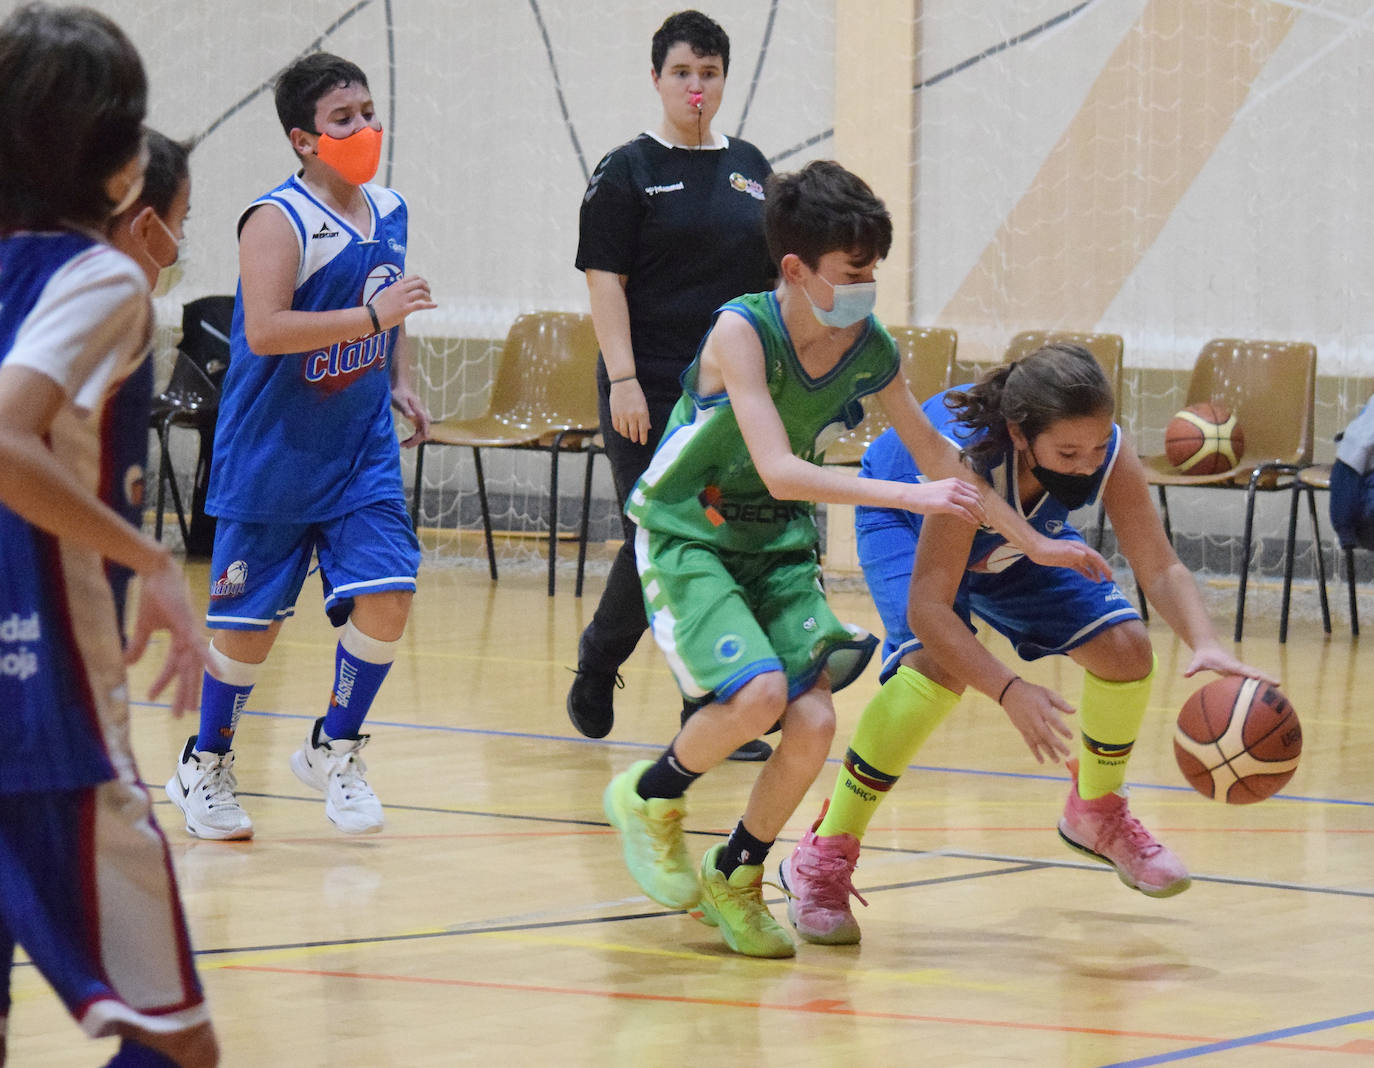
[
  {"x1": 698, "y1": 486, "x2": 725, "y2": 526},
  {"x1": 1044, "y1": 519, "x2": 1064, "y2": 535},
  {"x1": 311, "y1": 221, "x2": 340, "y2": 241},
  {"x1": 362, "y1": 262, "x2": 402, "y2": 306},
  {"x1": 0, "y1": 612, "x2": 40, "y2": 683},
  {"x1": 211, "y1": 560, "x2": 248, "y2": 599},
  {"x1": 714, "y1": 634, "x2": 744, "y2": 663},
  {"x1": 729, "y1": 172, "x2": 766, "y2": 200}
]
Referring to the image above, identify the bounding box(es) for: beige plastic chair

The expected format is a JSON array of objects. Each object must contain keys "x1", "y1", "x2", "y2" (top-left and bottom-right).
[
  {"x1": 1140, "y1": 338, "x2": 1318, "y2": 640},
  {"x1": 823, "y1": 325, "x2": 958, "y2": 465},
  {"x1": 411, "y1": 311, "x2": 601, "y2": 596},
  {"x1": 1003, "y1": 330, "x2": 1124, "y2": 415}
]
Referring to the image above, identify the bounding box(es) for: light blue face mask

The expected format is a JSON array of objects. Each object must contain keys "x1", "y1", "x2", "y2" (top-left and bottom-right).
[{"x1": 805, "y1": 272, "x2": 877, "y2": 328}]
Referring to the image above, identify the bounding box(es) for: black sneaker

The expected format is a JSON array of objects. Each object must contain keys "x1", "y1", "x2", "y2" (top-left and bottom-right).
[
  {"x1": 679, "y1": 702, "x2": 774, "y2": 762},
  {"x1": 726, "y1": 737, "x2": 774, "y2": 762},
  {"x1": 566, "y1": 667, "x2": 623, "y2": 739}
]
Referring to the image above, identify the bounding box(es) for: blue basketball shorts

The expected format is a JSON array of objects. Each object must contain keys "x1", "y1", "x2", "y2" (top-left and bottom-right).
[
  {"x1": 0, "y1": 779, "x2": 208, "y2": 1039},
  {"x1": 856, "y1": 511, "x2": 1140, "y2": 682},
  {"x1": 633, "y1": 526, "x2": 875, "y2": 703},
  {"x1": 205, "y1": 495, "x2": 421, "y2": 630}
]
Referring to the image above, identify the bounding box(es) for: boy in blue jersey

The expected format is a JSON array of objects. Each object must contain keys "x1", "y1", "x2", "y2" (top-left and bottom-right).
[
  {"x1": 166, "y1": 53, "x2": 435, "y2": 839},
  {"x1": 602, "y1": 162, "x2": 1113, "y2": 957},
  {"x1": 782, "y1": 344, "x2": 1277, "y2": 946},
  {"x1": 0, "y1": 5, "x2": 217, "y2": 1065}
]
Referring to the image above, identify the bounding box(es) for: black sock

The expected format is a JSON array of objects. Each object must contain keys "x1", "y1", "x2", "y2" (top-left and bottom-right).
[
  {"x1": 635, "y1": 742, "x2": 702, "y2": 800},
  {"x1": 717, "y1": 820, "x2": 772, "y2": 878}
]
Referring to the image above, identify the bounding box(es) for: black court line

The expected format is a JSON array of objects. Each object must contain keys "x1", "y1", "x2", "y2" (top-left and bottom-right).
[
  {"x1": 191, "y1": 0, "x2": 375, "y2": 147},
  {"x1": 528, "y1": 0, "x2": 589, "y2": 184},
  {"x1": 735, "y1": 0, "x2": 780, "y2": 140},
  {"x1": 914, "y1": 0, "x2": 1096, "y2": 92}
]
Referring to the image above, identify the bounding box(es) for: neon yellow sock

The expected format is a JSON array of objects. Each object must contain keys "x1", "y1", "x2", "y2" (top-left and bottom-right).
[
  {"x1": 1076, "y1": 655, "x2": 1156, "y2": 800},
  {"x1": 817, "y1": 666, "x2": 960, "y2": 840}
]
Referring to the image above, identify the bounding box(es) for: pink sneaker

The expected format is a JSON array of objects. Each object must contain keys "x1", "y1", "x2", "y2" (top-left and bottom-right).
[
  {"x1": 778, "y1": 801, "x2": 868, "y2": 944},
  {"x1": 1058, "y1": 760, "x2": 1190, "y2": 898}
]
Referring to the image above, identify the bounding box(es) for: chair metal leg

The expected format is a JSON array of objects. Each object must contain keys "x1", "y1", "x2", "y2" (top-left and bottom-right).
[
  {"x1": 472, "y1": 446, "x2": 497, "y2": 581},
  {"x1": 1346, "y1": 546, "x2": 1359, "y2": 637},
  {"x1": 1234, "y1": 473, "x2": 1262, "y2": 643},
  {"x1": 547, "y1": 439, "x2": 563, "y2": 597},
  {"x1": 1306, "y1": 484, "x2": 1331, "y2": 634},
  {"x1": 154, "y1": 427, "x2": 169, "y2": 542},
  {"x1": 411, "y1": 441, "x2": 426, "y2": 530},
  {"x1": 1279, "y1": 481, "x2": 1301, "y2": 644},
  {"x1": 575, "y1": 448, "x2": 597, "y2": 598}
]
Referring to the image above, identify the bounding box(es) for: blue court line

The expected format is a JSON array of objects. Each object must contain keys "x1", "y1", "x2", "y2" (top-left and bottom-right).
[
  {"x1": 1099, "y1": 1008, "x2": 1374, "y2": 1066},
  {"x1": 133, "y1": 702, "x2": 1373, "y2": 809}
]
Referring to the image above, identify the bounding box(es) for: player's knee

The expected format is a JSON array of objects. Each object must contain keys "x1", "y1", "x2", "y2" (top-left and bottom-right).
[
  {"x1": 1091, "y1": 621, "x2": 1154, "y2": 681},
  {"x1": 733, "y1": 672, "x2": 788, "y2": 734}
]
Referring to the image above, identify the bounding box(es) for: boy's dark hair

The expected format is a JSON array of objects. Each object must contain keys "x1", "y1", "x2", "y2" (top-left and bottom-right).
[
  {"x1": 652, "y1": 10, "x2": 730, "y2": 75},
  {"x1": 137, "y1": 130, "x2": 191, "y2": 218},
  {"x1": 274, "y1": 52, "x2": 370, "y2": 137},
  {"x1": 0, "y1": 3, "x2": 147, "y2": 230},
  {"x1": 764, "y1": 160, "x2": 893, "y2": 270},
  {"x1": 945, "y1": 342, "x2": 1115, "y2": 468}
]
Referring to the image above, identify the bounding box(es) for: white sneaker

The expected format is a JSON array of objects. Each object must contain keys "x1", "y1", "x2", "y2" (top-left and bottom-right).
[
  {"x1": 165, "y1": 738, "x2": 254, "y2": 840},
  {"x1": 289, "y1": 718, "x2": 384, "y2": 834}
]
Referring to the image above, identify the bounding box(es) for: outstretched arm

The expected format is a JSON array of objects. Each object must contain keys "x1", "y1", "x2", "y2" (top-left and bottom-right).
[
  {"x1": 1106, "y1": 443, "x2": 1278, "y2": 685},
  {"x1": 709, "y1": 314, "x2": 983, "y2": 522},
  {"x1": 879, "y1": 373, "x2": 1112, "y2": 581}
]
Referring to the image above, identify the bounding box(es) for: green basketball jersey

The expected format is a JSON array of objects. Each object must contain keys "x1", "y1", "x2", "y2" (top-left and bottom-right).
[{"x1": 626, "y1": 290, "x2": 900, "y2": 554}]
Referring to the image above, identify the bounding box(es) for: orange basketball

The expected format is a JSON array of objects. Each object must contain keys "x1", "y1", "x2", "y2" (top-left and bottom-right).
[
  {"x1": 1165, "y1": 402, "x2": 1245, "y2": 475},
  {"x1": 1173, "y1": 677, "x2": 1301, "y2": 803}
]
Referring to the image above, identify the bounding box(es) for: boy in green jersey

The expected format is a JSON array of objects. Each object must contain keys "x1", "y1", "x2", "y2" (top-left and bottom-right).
[{"x1": 603, "y1": 160, "x2": 1110, "y2": 957}]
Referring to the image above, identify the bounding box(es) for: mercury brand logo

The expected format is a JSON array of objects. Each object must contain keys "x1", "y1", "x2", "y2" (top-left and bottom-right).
[{"x1": 311, "y1": 221, "x2": 340, "y2": 240}]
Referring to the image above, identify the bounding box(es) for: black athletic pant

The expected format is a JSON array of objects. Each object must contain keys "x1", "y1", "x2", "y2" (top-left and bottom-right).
[{"x1": 577, "y1": 371, "x2": 678, "y2": 673}]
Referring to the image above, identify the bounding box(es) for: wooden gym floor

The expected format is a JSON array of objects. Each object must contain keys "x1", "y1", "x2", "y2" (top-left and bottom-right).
[{"x1": 7, "y1": 550, "x2": 1373, "y2": 1066}]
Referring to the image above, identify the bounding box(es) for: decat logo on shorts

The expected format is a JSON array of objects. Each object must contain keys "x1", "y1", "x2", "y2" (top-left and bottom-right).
[
  {"x1": 211, "y1": 561, "x2": 248, "y2": 599},
  {"x1": 0, "y1": 611, "x2": 40, "y2": 681}
]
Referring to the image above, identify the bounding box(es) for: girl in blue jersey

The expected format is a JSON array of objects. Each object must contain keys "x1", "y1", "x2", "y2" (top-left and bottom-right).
[
  {"x1": 782, "y1": 343, "x2": 1277, "y2": 946},
  {"x1": 0, "y1": 6, "x2": 217, "y2": 1065},
  {"x1": 166, "y1": 53, "x2": 435, "y2": 840}
]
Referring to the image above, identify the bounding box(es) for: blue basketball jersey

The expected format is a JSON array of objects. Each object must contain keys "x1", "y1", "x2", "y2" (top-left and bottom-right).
[
  {"x1": 207, "y1": 175, "x2": 410, "y2": 523},
  {"x1": 857, "y1": 386, "x2": 1122, "y2": 573},
  {"x1": 0, "y1": 231, "x2": 150, "y2": 794}
]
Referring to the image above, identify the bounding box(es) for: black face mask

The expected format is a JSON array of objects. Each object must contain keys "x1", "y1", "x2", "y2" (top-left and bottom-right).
[{"x1": 1028, "y1": 444, "x2": 1098, "y2": 511}]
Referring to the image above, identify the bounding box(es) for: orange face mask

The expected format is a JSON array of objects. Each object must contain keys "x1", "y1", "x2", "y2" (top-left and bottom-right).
[{"x1": 314, "y1": 124, "x2": 383, "y2": 185}]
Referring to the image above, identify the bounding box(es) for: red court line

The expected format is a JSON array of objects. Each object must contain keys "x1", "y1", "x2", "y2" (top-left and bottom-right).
[{"x1": 220, "y1": 964, "x2": 1352, "y2": 1052}]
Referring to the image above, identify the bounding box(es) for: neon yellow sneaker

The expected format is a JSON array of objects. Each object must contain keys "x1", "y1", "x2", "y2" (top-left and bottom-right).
[
  {"x1": 695, "y1": 843, "x2": 796, "y2": 958},
  {"x1": 603, "y1": 760, "x2": 699, "y2": 910}
]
